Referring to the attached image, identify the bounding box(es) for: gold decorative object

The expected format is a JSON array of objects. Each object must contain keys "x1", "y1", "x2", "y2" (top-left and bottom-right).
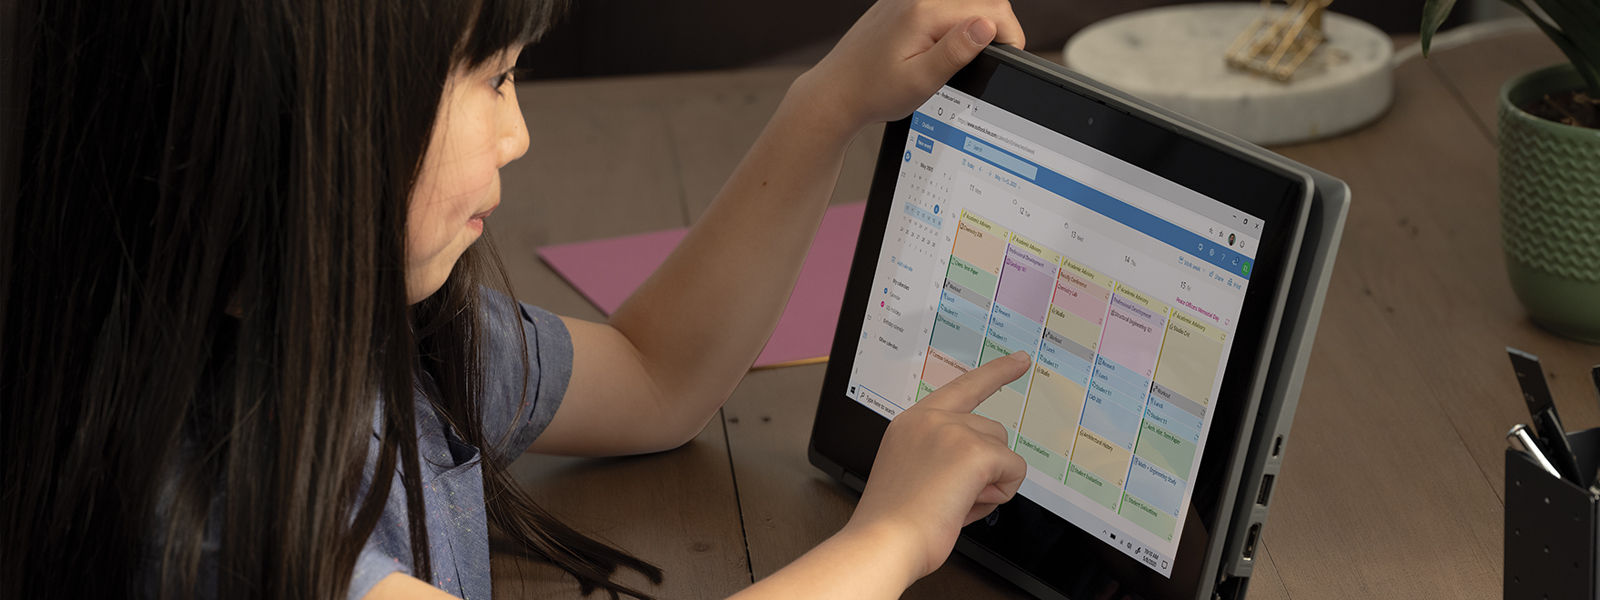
[{"x1": 1225, "y1": 0, "x2": 1333, "y2": 82}]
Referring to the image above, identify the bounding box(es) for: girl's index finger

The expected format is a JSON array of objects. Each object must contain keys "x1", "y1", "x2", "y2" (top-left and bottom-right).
[{"x1": 915, "y1": 351, "x2": 1031, "y2": 414}]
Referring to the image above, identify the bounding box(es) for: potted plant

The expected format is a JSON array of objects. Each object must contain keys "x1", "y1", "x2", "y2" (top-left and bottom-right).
[{"x1": 1423, "y1": 0, "x2": 1600, "y2": 343}]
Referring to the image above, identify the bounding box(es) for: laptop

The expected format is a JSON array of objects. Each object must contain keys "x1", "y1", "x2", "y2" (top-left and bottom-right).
[{"x1": 807, "y1": 44, "x2": 1349, "y2": 600}]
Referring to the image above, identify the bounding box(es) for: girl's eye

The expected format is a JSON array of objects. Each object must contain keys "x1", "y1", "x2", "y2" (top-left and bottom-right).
[{"x1": 490, "y1": 68, "x2": 521, "y2": 94}]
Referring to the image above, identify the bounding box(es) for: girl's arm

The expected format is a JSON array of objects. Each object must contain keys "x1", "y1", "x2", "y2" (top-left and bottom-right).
[{"x1": 529, "y1": 0, "x2": 1024, "y2": 457}]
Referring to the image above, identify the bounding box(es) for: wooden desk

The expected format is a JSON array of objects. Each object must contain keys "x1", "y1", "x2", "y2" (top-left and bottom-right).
[{"x1": 490, "y1": 33, "x2": 1600, "y2": 599}]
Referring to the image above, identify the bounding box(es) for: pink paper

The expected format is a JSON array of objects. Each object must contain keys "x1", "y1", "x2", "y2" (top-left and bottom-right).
[{"x1": 537, "y1": 203, "x2": 865, "y2": 368}]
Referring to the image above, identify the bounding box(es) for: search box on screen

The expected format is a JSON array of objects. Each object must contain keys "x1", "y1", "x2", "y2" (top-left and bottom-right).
[{"x1": 963, "y1": 137, "x2": 1038, "y2": 180}]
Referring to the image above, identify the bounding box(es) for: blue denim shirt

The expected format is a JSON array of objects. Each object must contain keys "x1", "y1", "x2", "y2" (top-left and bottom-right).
[{"x1": 347, "y1": 296, "x2": 572, "y2": 600}]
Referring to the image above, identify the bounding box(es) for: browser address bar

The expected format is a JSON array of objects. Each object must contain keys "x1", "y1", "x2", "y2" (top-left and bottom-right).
[{"x1": 953, "y1": 112, "x2": 1224, "y2": 245}]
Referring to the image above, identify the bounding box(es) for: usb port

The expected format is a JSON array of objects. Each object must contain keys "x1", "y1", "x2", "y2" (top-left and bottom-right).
[
  {"x1": 1256, "y1": 474, "x2": 1275, "y2": 506},
  {"x1": 1241, "y1": 523, "x2": 1262, "y2": 560},
  {"x1": 1272, "y1": 435, "x2": 1283, "y2": 457}
]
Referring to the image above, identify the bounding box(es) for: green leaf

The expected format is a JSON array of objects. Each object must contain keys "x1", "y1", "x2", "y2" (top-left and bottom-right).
[
  {"x1": 1537, "y1": 0, "x2": 1600, "y2": 36},
  {"x1": 1507, "y1": 0, "x2": 1600, "y2": 95},
  {"x1": 1534, "y1": 0, "x2": 1600, "y2": 93},
  {"x1": 1421, "y1": 0, "x2": 1460, "y2": 57}
]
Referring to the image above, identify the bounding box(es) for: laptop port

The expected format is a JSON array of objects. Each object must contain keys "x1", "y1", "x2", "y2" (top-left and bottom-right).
[
  {"x1": 1241, "y1": 523, "x2": 1262, "y2": 561},
  {"x1": 1256, "y1": 474, "x2": 1275, "y2": 506}
]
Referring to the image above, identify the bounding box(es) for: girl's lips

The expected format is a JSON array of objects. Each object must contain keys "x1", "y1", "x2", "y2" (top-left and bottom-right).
[{"x1": 467, "y1": 206, "x2": 495, "y2": 234}]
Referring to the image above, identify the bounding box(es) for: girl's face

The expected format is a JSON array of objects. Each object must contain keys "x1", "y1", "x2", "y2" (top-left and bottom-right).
[{"x1": 406, "y1": 48, "x2": 530, "y2": 303}]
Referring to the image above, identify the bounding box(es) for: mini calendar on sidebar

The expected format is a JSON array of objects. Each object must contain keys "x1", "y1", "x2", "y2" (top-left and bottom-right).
[{"x1": 897, "y1": 159, "x2": 951, "y2": 259}]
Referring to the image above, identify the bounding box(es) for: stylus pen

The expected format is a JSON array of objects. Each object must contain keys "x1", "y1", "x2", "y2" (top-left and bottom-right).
[
  {"x1": 1508, "y1": 347, "x2": 1585, "y2": 485},
  {"x1": 1507, "y1": 424, "x2": 1563, "y2": 480}
]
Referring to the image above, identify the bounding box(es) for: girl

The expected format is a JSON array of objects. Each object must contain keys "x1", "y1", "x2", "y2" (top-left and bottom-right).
[{"x1": 0, "y1": 0, "x2": 1030, "y2": 598}]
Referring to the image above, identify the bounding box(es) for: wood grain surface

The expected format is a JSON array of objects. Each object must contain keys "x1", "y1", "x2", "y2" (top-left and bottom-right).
[{"x1": 494, "y1": 33, "x2": 1600, "y2": 600}]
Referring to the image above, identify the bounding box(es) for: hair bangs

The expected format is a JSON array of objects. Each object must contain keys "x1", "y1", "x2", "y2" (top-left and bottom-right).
[{"x1": 456, "y1": 0, "x2": 567, "y2": 69}]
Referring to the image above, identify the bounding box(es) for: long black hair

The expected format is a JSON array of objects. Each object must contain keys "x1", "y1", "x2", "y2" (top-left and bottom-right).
[{"x1": 0, "y1": 0, "x2": 661, "y2": 598}]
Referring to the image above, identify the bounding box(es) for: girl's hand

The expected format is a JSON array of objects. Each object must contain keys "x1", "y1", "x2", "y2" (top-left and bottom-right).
[
  {"x1": 795, "y1": 0, "x2": 1026, "y2": 140},
  {"x1": 843, "y1": 351, "x2": 1031, "y2": 583}
]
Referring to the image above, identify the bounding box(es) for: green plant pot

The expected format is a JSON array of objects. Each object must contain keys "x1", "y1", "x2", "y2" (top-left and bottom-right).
[{"x1": 1499, "y1": 63, "x2": 1600, "y2": 344}]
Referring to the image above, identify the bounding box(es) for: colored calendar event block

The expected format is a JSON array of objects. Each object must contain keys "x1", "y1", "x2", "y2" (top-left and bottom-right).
[
  {"x1": 930, "y1": 311, "x2": 984, "y2": 367},
  {"x1": 920, "y1": 346, "x2": 970, "y2": 390},
  {"x1": 1067, "y1": 462, "x2": 1122, "y2": 511},
  {"x1": 979, "y1": 333, "x2": 1020, "y2": 365},
  {"x1": 1100, "y1": 293, "x2": 1166, "y2": 380},
  {"x1": 1069, "y1": 427, "x2": 1130, "y2": 487},
  {"x1": 1120, "y1": 491, "x2": 1177, "y2": 541},
  {"x1": 956, "y1": 211, "x2": 1009, "y2": 275},
  {"x1": 1170, "y1": 308, "x2": 1226, "y2": 345},
  {"x1": 1154, "y1": 309, "x2": 1225, "y2": 407},
  {"x1": 1015, "y1": 433, "x2": 1069, "y2": 479},
  {"x1": 1019, "y1": 364, "x2": 1088, "y2": 457},
  {"x1": 995, "y1": 245, "x2": 1056, "y2": 325}
]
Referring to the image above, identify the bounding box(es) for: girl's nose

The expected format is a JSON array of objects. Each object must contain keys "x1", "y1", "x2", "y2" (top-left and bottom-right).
[{"x1": 499, "y1": 88, "x2": 530, "y2": 167}]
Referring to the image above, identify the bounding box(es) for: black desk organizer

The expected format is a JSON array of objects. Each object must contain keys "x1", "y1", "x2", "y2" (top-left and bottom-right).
[{"x1": 1506, "y1": 428, "x2": 1600, "y2": 600}]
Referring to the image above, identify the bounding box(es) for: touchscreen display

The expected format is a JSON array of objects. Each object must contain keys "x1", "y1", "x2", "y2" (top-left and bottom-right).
[{"x1": 845, "y1": 87, "x2": 1264, "y2": 578}]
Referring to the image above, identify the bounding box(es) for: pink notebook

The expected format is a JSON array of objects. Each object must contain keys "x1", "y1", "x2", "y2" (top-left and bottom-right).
[{"x1": 537, "y1": 203, "x2": 865, "y2": 369}]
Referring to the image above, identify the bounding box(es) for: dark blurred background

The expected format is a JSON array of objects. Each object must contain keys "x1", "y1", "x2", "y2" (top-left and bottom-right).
[{"x1": 518, "y1": 0, "x2": 1475, "y2": 80}]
